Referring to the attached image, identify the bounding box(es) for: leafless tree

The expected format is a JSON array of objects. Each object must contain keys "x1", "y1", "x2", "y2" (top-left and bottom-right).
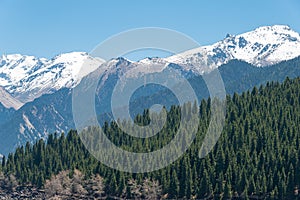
[
  {"x1": 45, "y1": 170, "x2": 71, "y2": 199},
  {"x1": 4, "y1": 174, "x2": 18, "y2": 192},
  {"x1": 142, "y1": 178, "x2": 162, "y2": 200},
  {"x1": 128, "y1": 178, "x2": 142, "y2": 199},
  {"x1": 86, "y1": 174, "x2": 106, "y2": 199},
  {"x1": 71, "y1": 169, "x2": 88, "y2": 196}
]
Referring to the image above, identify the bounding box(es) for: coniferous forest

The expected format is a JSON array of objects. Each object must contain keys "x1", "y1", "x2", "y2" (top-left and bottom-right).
[{"x1": 1, "y1": 77, "x2": 300, "y2": 199}]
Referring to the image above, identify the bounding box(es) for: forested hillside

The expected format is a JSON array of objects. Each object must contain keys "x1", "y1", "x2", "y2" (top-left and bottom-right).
[
  {"x1": 0, "y1": 77, "x2": 300, "y2": 199},
  {"x1": 2, "y1": 56, "x2": 300, "y2": 157}
]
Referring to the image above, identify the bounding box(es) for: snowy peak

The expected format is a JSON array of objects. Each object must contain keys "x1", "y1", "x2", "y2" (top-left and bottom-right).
[
  {"x1": 0, "y1": 54, "x2": 46, "y2": 87},
  {"x1": 87, "y1": 25, "x2": 300, "y2": 87},
  {"x1": 228, "y1": 25, "x2": 300, "y2": 66},
  {"x1": 0, "y1": 25, "x2": 300, "y2": 108},
  {"x1": 0, "y1": 52, "x2": 104, "y2": 105},
  {"x1": 167, "y1": 25, "x2": 300, "y2": 69}
]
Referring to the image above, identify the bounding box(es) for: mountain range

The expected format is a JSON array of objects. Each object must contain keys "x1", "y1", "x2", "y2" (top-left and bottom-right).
[{"x1": 0, "y1": 24, "x2": 300, "y2": 156}]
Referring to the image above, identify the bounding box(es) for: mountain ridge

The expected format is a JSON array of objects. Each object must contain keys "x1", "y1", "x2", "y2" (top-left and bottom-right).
[
  {"x1": 0, "y1": 24, "x2": 300, "y2": 155},
  {"x1": 1, "y1": 56, "x2": 300, "y2": 155},
  {"x1": 1, "y1": 25, "x2": 300, "y2": 110},
  {"x1": 167, "y1": 25, "x2": 300, "y2": 68}
]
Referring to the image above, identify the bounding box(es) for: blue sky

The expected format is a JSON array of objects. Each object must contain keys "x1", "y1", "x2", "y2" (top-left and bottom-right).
[{"x1": 0, "y1": 0, "x2": 300, "y2": 59}]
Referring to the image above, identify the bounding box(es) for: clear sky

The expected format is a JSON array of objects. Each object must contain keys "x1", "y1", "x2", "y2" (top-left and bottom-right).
[{"x1": 0, "y1": 0, "x2": 300, "y2": 59}]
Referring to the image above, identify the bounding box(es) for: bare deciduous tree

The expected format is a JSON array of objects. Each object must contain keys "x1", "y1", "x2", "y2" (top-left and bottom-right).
[
  {"x1": 71, "y1": 169, "x2": 88, "y2": 196},
  {"x1": 5, "y1": 174, "x2": 18, "y2": 192},
  {"x1": 45, "y1": 170, "x2": 71, "y2": 199},
  {"x1": 45, "y1": 169, "x2": 107, "y2": 199},
  {"x1": 86, "y1": 174, "x2": 105, "y2": 199},
  {"x1": 142, "y1": 178, "x2": 162, "y2": 200},
  {"x1": 128, "y1": 178, "x2": 142, "y2": 199},
  {"x1": 128, "y1": 178, "x2": 162, "y2": 199}
]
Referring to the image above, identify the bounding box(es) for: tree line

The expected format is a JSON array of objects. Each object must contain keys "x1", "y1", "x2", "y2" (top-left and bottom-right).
[{"x1": 0, "y1": 77, "x2": 300, "y2": 199}]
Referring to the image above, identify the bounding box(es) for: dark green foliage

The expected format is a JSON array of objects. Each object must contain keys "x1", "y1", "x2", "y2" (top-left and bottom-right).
[{"x1": 1, "y1": 77, "x2": 300, "y2": 199}]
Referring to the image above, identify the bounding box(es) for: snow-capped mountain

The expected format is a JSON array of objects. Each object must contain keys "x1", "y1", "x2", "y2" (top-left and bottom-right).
[
  {"x1": 167, "y1": 25, "x2": 300, "y2": 70},
  {"x1": 93, "y1": 25, "x2": 300, "y2": 88},
  {"x1": 85, "y1": 25, "x2": 300, "y2": 81},
  {"x1": 1, "y1": 24, "x2": 300, "y2": 156},
  {"x1": 0, "y1": 24, "x2": 300, "y2": 110},
  {"x1": 0, "y1": 52, "x2": 104, "y2": 106}
]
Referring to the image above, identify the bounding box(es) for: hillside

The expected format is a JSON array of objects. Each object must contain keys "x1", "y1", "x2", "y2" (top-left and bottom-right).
[
  {"x1": 1, "y1": 24, "x2": 300, "y2": 156},
  {"x1": 1, "y1": 56, "x2": 300, "y2": 156},
  {"x1": 0, "y1": 77, "x2": 300, "y2": 199}
]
